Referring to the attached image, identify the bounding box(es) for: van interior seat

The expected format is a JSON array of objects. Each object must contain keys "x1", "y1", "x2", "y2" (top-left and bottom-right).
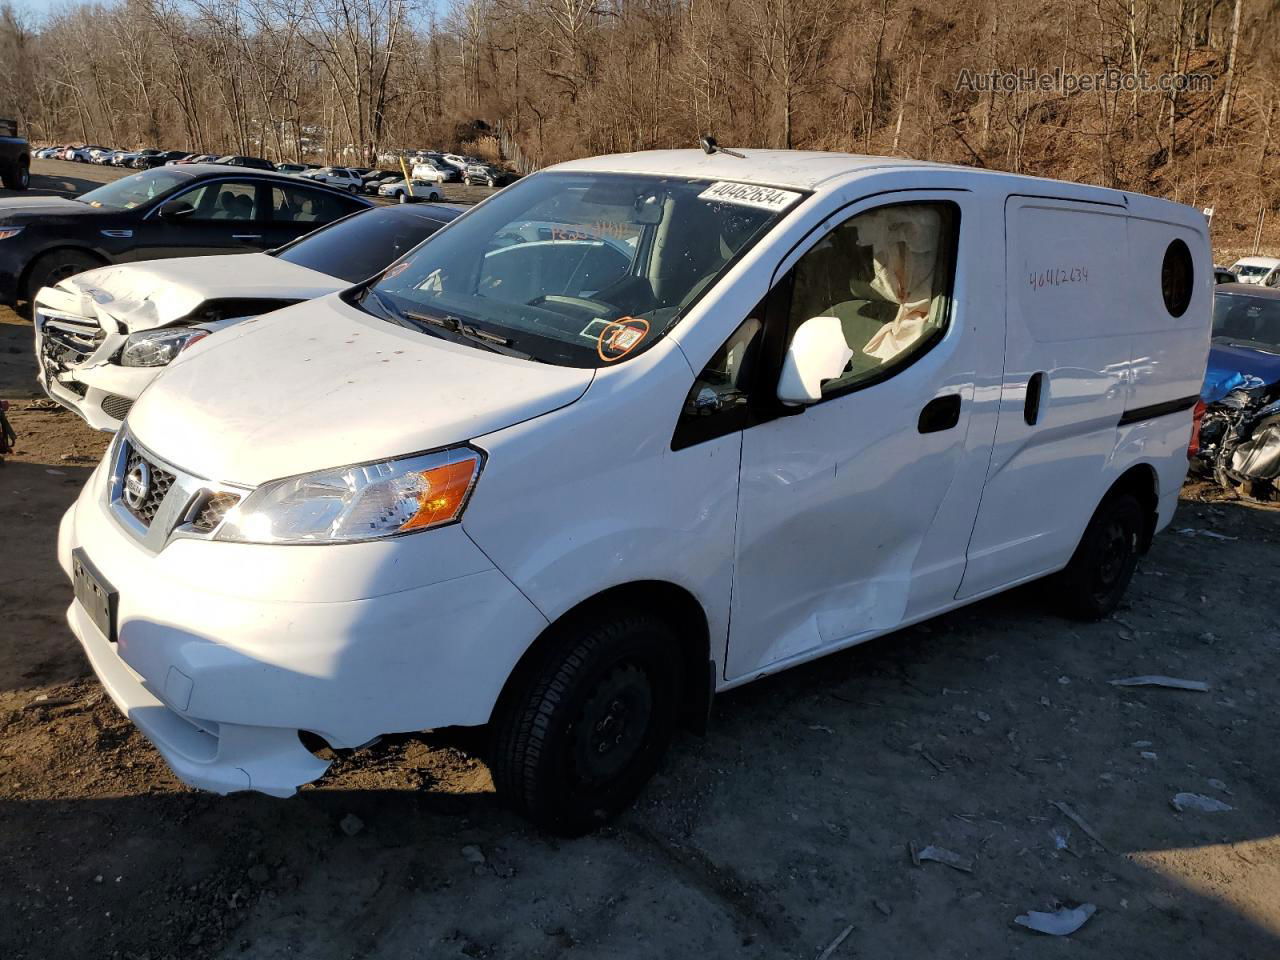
[{"x1": 790, "y1": 228, "x2": 900, "y2": 374}]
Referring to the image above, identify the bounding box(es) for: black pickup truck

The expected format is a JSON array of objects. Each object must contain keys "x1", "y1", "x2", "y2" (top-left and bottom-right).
[{"x1": 0, "y1": 118, "x2": 31, "y2": 191}]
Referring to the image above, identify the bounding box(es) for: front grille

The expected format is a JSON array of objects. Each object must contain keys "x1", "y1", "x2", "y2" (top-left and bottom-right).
[
  {"x1": 123, "y1": 444, "x2": 176, "y2": 526},
  {"x1": 100, "y1": 393, "x2": 134, "y2": 422},
  {"x1": 39, "y1": 315, "x2": 104, "y2": 378},
  {"x1": 192, "y1": 492, "x2": 241, "y2": 532}
]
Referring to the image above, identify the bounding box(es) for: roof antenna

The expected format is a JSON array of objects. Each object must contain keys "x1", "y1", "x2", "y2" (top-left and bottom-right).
[{"x1": 699, "y1": 135, "x2": 745, "y2": 159}]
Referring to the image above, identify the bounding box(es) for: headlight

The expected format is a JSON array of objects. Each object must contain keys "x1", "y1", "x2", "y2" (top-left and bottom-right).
[
  {"x1": 0, "y1": 226, "x2": 24, "y2": 240},
  {"x1": 216, "y1": 447, "x2": 484, "y2": 544},
  {"x1": 120, "y1": 327, "x2": 209, "y2": 367}
]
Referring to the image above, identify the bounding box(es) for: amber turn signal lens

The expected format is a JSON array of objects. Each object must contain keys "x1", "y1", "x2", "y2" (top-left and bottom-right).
[{"x1": 400, "y1": 456, "x2": 480, "y2": 531}]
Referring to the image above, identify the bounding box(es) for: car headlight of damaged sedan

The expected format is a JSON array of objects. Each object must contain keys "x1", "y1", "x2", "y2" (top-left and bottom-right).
[
  {"x1": 216, "y1": 447, "x2": 484, "y2": 544},
  {"x1": 120, "y1": 327, "x2": 210, "y2": 367}
]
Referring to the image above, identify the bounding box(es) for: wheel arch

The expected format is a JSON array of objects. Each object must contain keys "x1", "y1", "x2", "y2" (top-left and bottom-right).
[
  {"x1": 493, "y1": 579, "x2": 715, "y2": 733},
  {"x1": 20, "y1": 245, "x2": 109, "y2": 302},
  {"x1": 1105, "y1": 462, "x2": 1160, "y2": 552}
]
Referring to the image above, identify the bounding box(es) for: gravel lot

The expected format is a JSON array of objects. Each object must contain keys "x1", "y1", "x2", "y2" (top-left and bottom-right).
[{"x1": 2, "y1": 159, "x2": 1279, "y2": 960}]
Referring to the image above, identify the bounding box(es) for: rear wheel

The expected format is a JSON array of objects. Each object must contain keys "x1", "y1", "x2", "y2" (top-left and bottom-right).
[
  {"x1": 1054, "y1": 493, "x2": 1144, "y2": 620},
  {"x1": 489, "y1": 609, "x2": 684, "y2": 835},
  {"x1": 347, "y1": 184, "x2": 358, "y2": 194},
  {"x1": 1, "y1": 158, "x2": 30, "y2": 190},
  {"x1": 24, "y1": 249, "x2": 104, "y2": 304}
]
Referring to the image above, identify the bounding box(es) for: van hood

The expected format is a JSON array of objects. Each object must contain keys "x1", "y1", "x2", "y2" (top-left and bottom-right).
[
  {"x1": 39, "y1": 254, "x2": 343, "y2": 333},
  {"x1": 126, "y1": 293, "x2": 595, "y2": 485}
]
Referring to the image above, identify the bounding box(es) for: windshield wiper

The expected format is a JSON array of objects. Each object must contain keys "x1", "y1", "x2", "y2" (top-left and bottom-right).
[
  {"x1": 358, "y1": 286, "x2": 402, "y2": 323},
  {"x1": 1220, "y1": 338, "x2": 1280, "y2": 355},
  {"x1": 403, "y1": 309, "x2": 535, "y2": 360}
]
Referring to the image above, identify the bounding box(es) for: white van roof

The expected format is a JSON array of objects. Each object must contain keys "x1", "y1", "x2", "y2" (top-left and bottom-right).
[
  {"x1": 1231, "y1": 256, "x2": 1280, "y2": 268},
  {"x1": 548, "y1": 149, "x2": 1201, "y2": 217}
]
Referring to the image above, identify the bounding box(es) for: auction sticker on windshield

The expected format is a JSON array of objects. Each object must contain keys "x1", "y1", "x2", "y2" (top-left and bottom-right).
[{"x1": 697, "y1": 181, "x2": 802, "y2": 212}]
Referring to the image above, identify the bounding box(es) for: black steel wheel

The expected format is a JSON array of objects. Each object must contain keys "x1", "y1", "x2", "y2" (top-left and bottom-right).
[
  {"x1": 1054, "y1": 493, "x2": 1144, "y2": 620},
  {"x1": 490, "y1": 608, "x2": 684, "y2": 835}
]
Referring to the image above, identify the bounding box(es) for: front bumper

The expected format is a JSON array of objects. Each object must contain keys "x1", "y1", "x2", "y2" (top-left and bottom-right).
[
  {"x1": 59, "y1": 458, "x2": 548, "y2": 797},
  {"x1": 33, "y1": 304, "x2": 153, "y2": 432}
]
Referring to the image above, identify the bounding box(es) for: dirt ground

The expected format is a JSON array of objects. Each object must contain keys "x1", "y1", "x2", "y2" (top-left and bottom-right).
[{"x1": 3, "y1": 162, "x2": 1280, "y2": 960}]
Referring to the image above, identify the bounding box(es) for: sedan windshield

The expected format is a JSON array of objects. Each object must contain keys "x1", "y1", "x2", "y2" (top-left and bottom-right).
[
  {"x1": 1213, "y1": 293, "x2": 1280, "y2": 352},
  {"x1": 1232, "y1": 264, "x2": 1272, "y2": 278},
  {"x1": 274, "y1": 206, "x2": 459, "y2": 283},
  {"x1": 358, "y1": 172, "x2": 801, "y2": 366},
  {"x1": 77, "y1": 169, "x2": 190, "y2": 210}
]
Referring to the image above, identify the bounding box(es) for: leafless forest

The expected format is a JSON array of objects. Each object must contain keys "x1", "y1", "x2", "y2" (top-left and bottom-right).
[{"x1": 1, "y1": 0, "x2": 1277, "y2": 253}]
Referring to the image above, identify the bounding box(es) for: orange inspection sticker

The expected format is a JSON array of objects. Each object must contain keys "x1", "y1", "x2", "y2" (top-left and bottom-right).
[
  {"x1": 383, "y1": 261, "x2": 409, "y2": 280},
  {"x1": 597, "y1": 318, "x2": 650, "y2": 362}
]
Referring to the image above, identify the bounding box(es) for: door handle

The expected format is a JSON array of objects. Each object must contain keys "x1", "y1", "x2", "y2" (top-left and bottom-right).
[
  {"x1": 918, "y1": 394, "x2": 962, "y2": 434},
  {"x1": 233, "y1": 234, "x2": 263, "y2": 241},
  {"x1": 1024, "y1": 371, "x2": 1046, "y2": 425}
]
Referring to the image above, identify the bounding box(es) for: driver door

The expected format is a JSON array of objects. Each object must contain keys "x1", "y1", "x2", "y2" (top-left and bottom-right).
[
  {"x1": 722, "y1": 190, "x2": 1001, "y2": 680},
  {"x1": 129, "y1": 179, "x2": 272, "y2": 261}
]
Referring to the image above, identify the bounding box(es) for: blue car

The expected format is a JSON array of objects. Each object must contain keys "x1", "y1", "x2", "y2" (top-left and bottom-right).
[{"x1": 1203, "y1": 283, "x2": 1280, "y2": 402}]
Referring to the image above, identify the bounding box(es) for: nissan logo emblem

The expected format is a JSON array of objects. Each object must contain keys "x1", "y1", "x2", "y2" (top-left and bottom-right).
[{"x1": 124, "y1": 461, "x2": 151, "y2": 510}]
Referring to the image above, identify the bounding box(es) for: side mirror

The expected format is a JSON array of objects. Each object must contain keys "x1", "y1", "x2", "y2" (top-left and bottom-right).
[
  {"x1": 776, "y1": 315, "x2": 854, "y2": 405},
  {"x1": 158, "y1": 200, "x2": 195, "y2": 220}
]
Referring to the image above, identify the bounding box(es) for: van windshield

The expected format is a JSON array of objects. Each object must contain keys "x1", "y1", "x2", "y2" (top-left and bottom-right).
[{"x1": 355, "y1": 172, "x2": 802, "y2": 367}]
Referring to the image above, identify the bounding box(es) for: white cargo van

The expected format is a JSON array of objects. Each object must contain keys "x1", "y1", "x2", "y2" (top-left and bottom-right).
[{"x1": 59, "y1": 150, "x2": 1211, "y2": 833}]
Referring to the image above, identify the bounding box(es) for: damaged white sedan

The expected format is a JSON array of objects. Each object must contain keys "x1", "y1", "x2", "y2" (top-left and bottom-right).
[{"x1": 33, "y1": 203, "x2": 461, "y2": 430}]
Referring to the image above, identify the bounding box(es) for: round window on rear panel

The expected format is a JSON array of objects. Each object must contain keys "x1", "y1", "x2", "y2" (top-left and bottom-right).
[{"x1": 1161, "y1": 239, "x2": 1193, "y2": 317}]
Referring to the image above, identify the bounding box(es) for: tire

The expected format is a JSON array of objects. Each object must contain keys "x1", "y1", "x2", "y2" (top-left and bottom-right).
[
  {"x1": 489, "y1": 608, "x2": 685, "y2": 835},
  {"x1": 2, "y1": 158, "x2": 30, "y2": 190},
  {"x1": 347, "y1": 184, "x2": 358, "y2": 194},
  {"x1": 24, "y1": 249, "x2": 104, "y2": 303},
  {"x1": 1054, "y1": 493, "x2": 1144, "y2": 620}
]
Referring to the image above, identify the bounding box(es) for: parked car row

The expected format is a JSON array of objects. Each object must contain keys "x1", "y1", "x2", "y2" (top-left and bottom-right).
[
  {"x1": 31, "y1": 144, "x2": 521, "y2": 195},
  {"x1": 36, "y1": 145, "x2": 278, "y2": 170}
]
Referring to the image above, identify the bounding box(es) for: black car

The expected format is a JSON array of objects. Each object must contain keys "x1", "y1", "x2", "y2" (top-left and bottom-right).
[
  {"x1": 0, "y1": 164, "x2": 372, "y2": 306},
  {"x1": 135, "y1": 150, "x2": 190, "y2": 169},
  {"x1": 463, "y1": 163, "x2": 518, "y2": 188},
  {"x1": 362, "y1": 170, "x2": 402, "y2": 194},
  {"x1": 259, "y1": 201, "x2": 463, "y2": 283},
  {"x1": 215, "y1": 155, "x2": 275, "y2": 171}
]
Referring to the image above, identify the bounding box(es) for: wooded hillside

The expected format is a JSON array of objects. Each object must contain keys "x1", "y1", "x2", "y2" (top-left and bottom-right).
[{"x1": 1, "y1": 0, "x2": 1276, "y2": 255}]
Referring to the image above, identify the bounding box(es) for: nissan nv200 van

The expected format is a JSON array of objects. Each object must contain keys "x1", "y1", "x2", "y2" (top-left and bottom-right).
[{"x1": 59, "y1": 150, "x2": 1212, "y2": 833}]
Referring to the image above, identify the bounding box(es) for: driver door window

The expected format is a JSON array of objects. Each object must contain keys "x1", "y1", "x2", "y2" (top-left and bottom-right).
[{"x1": 783, "y1": 201, "x2": 956, "y2": 397}]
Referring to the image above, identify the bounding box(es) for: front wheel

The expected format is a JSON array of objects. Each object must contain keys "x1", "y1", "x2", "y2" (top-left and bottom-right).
[
  {"x1": 24, "y1": 249, "x2": 104, "y2": 304},
  {"x1": 489, "y1": 609, "x2": 684, "y2": 835},
  {"x1": 1053, "y1": 493, "x2": 1144, "y2": 620}
]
